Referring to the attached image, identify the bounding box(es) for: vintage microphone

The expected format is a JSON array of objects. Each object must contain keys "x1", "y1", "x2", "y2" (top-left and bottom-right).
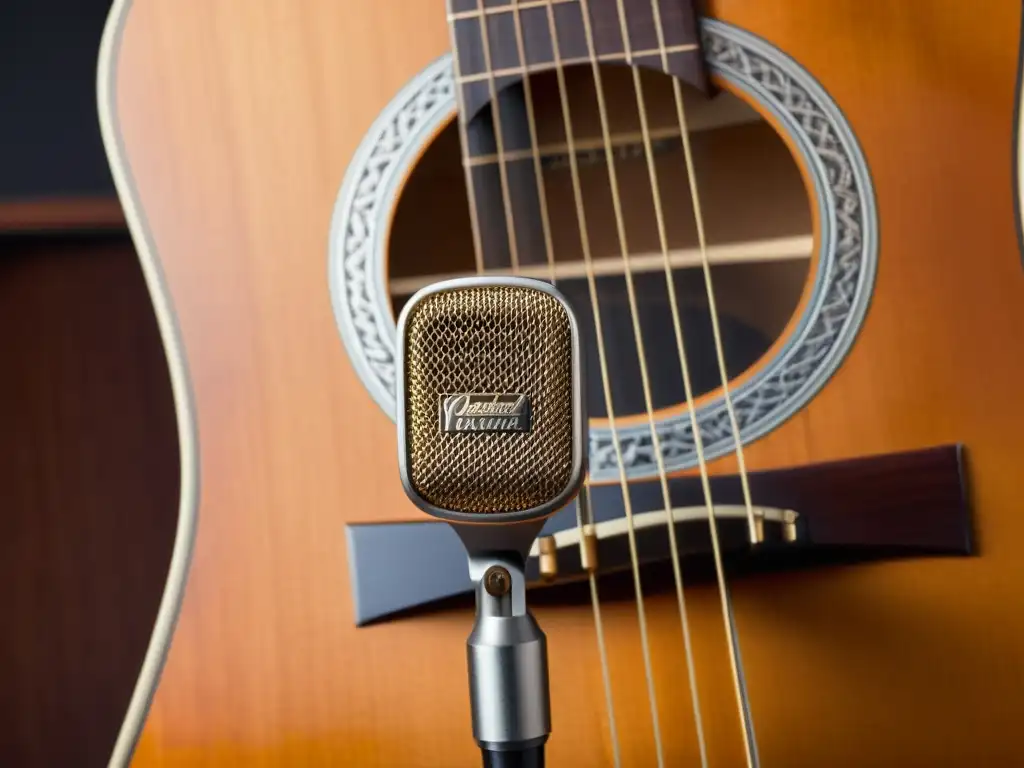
[{"x1": 396, "y1": 276, "x2": 587, "y2": 768}]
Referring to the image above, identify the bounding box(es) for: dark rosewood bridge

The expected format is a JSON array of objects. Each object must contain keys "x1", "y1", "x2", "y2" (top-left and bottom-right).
[{"x1": 347, "y1": 445, "x2": 970, "y2": 625}]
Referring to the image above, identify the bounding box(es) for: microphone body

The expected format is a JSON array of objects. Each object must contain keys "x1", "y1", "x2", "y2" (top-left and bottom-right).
[{"x1": 396, "y1": 277, "x2": 586, "y2": 765}]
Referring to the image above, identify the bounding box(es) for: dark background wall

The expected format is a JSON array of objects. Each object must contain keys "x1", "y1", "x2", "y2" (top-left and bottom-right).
[
  {"x1": 0, "y1": 0, "x2": 117, "y2": 200},
  {"x1": 0, "y1": 3, "x2": 178, "y2": 766}
]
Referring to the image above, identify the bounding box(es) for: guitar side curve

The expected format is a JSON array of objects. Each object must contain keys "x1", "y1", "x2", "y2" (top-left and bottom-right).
[{"x1": 96, "y1": 1, "x2": 201, "y2": 765}]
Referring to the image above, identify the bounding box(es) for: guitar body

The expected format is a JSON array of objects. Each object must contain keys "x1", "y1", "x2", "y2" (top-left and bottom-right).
[{"x1": 99, "y1": 0, "x2": 1024, "y2": 765}]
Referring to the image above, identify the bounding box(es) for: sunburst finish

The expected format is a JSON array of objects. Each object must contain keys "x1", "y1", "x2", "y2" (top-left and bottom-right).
[{"x1": 99, "y1": 1, "x2": 1024, "y2": 766}]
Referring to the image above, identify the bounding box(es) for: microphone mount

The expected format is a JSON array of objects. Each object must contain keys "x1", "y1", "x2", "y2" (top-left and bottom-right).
[{"x1": 459, "y1": 523, "x2": 550, "y2": 767}]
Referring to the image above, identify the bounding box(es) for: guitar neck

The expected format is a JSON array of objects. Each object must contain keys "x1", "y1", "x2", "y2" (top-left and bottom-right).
[
  {"x1": 445, "y1": 0, "x2": 711, "y2": 273},
  {"x1": 448, "y1": 0, "x2": 709, "y2": 121}
]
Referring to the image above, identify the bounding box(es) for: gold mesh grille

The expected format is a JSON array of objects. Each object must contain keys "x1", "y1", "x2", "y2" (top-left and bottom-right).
[{"x1": 404, "y1": 285, "x2": 574, "y2": 514}]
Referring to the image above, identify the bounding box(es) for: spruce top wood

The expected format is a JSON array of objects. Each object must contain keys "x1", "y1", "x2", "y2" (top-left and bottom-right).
[{"x1": 98, "y1": 0, "x2": 1024, "y2": 765}]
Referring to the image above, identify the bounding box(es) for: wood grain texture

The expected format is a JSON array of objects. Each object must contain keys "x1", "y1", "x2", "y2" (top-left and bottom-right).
[
  {"x1": 0, "y1": 235, "x2": 177, "y2": 766},
  {"x1": 105, "y1": 0, "x2": 1024, "y2": 765}
]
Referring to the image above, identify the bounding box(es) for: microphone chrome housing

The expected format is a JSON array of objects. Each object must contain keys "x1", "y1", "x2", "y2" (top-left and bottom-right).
[{"x1": 396, "y1": 276, "x2": 586, "y2": 528}]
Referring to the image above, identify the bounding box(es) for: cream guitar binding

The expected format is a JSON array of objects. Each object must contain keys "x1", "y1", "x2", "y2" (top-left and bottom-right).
[{"x1": 97, "y1": 1, "x2": 199, "y2": 764}]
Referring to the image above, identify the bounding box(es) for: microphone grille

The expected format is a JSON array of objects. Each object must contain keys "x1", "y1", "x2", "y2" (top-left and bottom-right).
[{"x1": 402, "y1": 284, "x2": 576, "y2": 515}]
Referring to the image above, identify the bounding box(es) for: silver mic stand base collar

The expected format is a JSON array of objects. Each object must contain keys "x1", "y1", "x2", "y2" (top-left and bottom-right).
[{"x1": 462, "y1": 538, "x2": 551, "y2": 762}]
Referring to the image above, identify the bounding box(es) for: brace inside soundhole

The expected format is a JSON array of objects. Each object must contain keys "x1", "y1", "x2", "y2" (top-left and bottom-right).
[{"x1": 388, "y1": 64, "x2": 813, "y2": 419}]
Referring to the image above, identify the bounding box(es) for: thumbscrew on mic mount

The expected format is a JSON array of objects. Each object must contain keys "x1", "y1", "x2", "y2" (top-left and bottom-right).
[
  {"x1": 483, "y1": 566, "x2": 512, "y2": 597},
  {"x1": 396, "y1": 277, "x2": 587, "y2": 767}
]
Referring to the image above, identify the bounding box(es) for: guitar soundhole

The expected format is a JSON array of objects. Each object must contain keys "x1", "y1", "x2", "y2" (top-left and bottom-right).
[{"x1": 388, "y1": 64, "x2": 812, "y2": 420}]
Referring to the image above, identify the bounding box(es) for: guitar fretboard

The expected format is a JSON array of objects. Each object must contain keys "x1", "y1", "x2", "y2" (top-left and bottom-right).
[
  {"x1": 444, "y1": 0, "x2": 710, "y2": 273},
  {"x1": 448, "y1": 0, "x2": 708, "y2": 125}
]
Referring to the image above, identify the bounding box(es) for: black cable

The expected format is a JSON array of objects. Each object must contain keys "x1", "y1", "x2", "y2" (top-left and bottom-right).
[{"x1": 481, "y1": 745, "x2": 545, "y2": 768}]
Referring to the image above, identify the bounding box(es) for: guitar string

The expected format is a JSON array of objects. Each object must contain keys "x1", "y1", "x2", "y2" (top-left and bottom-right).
[
  {"x1": 451, "y1": 9, "x2": 623, "y2": 761},
  {"x1": 473, "y1": 0, "x2": 521, "y2": 273},
  {"x1": 446, "y1": 1, "x2": 487, "y2": 274},
  {"x1": 505, "y1": 3, "x2": 623, "y2": 766},
  {"x1": 603, "y1": 1, "x2": 710, "y2": 765},
  {"x1": 647, "y1": 3, "x2": 760, "y2": 764},
  {"x1": 571, "y1": 3, "x2": 762, "y2": 764},
  {"x1": 453, "y1": 3, "x2": 748, "y2": 765},
  {"x1": 576, "y1": 484, "x2": 622, "y2": 768},
  {"x1": 538, "y1": 1, "x2": 666, "y2": 765}
]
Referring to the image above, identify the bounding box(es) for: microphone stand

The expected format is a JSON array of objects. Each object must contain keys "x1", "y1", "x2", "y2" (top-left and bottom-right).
[{"x1": 458, "y1": 526, "x2": 551, "y2": 768}]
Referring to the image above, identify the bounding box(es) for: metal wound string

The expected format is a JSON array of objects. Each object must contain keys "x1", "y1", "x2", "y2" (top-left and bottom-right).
[
  {"x1": 445, "y1": 2, "x2": 486, "y2": 274},
  {"x1": 539, "y1": 1, "x2": 666, "y2": 765},
  {"x1": 601, "y1": 1, "x2": 709, "y2": 764},
  {"x1": 506, "y1": 3, "x2": 623, "y2": 765},
  {"x1": 472, "y1": 0, "x2": 522, "y2": 272},
  {"x1": 508, "y1": 0, "x2": 556, "y2": 285},
  {"x1": 646, "y1": 3, "x2": 760, "y2": 764},
  {"x1": 445, "y1": 6, "x2": 634, "y2": 766}
]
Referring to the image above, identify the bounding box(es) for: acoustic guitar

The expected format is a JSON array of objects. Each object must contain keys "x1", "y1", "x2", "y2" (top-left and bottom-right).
[{"x1": 98, "y1": 0, "x2": 1024, "y2": 765}]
